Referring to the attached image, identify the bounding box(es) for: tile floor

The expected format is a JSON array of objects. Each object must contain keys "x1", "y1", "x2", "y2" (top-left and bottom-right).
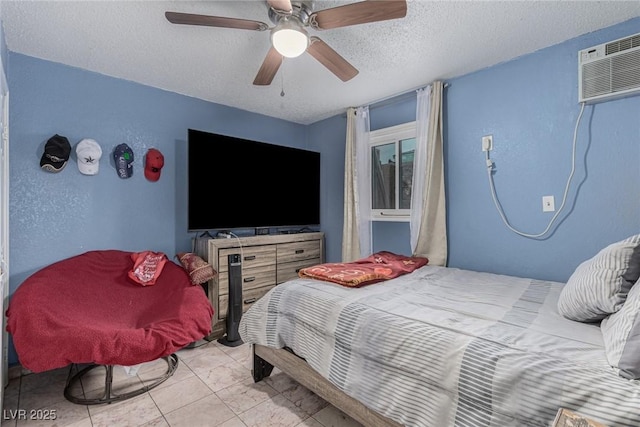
[{"x1": 1, "y1": 340, "x2": 363, "y2": 427}]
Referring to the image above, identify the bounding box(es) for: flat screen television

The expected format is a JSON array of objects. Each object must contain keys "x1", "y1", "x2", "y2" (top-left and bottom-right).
[{"x1": 188, "y1": 129, "x2": 321, "y2": 232}]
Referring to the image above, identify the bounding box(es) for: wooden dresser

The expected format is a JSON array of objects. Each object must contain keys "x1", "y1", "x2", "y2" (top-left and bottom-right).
[{"x1": 195, "y1": 232, "x2": 324, "y2": 339}]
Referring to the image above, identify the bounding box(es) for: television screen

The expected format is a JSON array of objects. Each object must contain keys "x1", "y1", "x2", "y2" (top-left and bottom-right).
[{"x1": 188, "y1": 129, "x2": 320, "y2": 231}]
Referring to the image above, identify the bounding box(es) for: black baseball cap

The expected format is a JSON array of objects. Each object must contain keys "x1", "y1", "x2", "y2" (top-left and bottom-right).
[{"x1": 40, "y1": 134, "x2": 71, "y2": 173}]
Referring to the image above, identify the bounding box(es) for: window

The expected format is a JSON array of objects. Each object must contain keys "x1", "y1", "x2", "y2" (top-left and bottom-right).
[{"x1": 369, "y1": 121, "x2": 416, "y2": 221}]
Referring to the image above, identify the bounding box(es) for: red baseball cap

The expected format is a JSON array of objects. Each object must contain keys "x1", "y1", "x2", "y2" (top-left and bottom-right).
[{"x1": 144, "y1": 148, "x2": 164, "y2": 182}]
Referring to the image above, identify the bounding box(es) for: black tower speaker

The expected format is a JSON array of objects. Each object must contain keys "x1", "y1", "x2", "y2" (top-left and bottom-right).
[{"x1": 218, "y1": 253, "x2": 244, "y2": 347}]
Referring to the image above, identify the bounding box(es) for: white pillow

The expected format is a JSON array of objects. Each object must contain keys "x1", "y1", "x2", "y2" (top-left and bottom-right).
[
  {"x1": 601, "y1": 278, "x2": 640, "y2": 379},
  {"x1": 557, "y1": 234, "x2": 640, "y2": 322}
]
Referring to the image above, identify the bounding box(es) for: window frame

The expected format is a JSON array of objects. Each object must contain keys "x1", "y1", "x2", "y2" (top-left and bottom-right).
[{"x1": 369, "y1": 121, "x2": 417, "y2": 222}]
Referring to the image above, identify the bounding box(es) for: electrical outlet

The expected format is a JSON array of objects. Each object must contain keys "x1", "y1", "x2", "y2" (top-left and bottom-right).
[
  {"x1": 482, "y1": 135, "x2": 493, "y2": 151},
  {"x1": 542, "y1": 195, "x2": 555, "y2": 212}
]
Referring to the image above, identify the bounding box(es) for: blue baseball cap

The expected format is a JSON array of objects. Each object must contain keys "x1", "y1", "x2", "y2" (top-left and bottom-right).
[{"x1": 113, "y1": 143, "x2": 134, "y2": 179}]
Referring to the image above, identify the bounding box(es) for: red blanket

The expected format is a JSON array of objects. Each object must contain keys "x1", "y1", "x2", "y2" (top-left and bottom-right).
[
  {"x1": 298, "y1": 251, "x2": 428, "y2": 288},
  {"x1": 6, "y1": 250, "x2": 214, "y2": 373}
]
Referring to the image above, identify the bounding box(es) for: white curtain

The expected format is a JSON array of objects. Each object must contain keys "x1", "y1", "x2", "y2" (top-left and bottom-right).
[
  {"x1": 342, "y1": 106, "x2": 371, "y2": 262},
  {"x1": 410, "y1": 81, "x2": 447, "y2": 265}
]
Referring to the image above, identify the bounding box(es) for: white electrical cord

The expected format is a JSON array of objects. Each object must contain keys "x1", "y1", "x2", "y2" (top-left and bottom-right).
[
  {"x1": 228, "y1": 232, "x2": 244, "y2": 261},
  {"x1": 485, "y1": 102, "x2": 586, "y2": 238},
  {"x1": 215, "y1": 231, "x2": 245, "y2": 259}
]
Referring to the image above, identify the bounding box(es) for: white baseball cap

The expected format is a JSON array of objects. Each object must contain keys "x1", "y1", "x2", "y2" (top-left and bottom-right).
[{"x1": 76, "y1": 139, "x2": 102, "y2": 175}]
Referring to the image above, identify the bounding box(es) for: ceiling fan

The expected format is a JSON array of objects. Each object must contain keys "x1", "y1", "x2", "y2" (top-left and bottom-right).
[{"x1": 165, "y1": 0, "x2": 407, "y2": 86}]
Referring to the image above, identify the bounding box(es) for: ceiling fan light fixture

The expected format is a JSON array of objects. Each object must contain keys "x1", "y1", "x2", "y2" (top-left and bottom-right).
[{"x1": 271, "y1": 19, "x2": 309, "y2": 58}]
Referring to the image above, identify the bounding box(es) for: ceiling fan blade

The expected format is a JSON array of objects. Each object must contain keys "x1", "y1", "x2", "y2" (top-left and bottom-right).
[
  {"x1": 253, "y1": 47, "x2": 283, "y2": 86},
  {"x1": 307, "y1": 37, "x2": 358, "y2": 82},
  {"x1": 267, "y1": 0, "x2": 293, "y2": 14},
  {"x1": 309, "y1": 0, "x2": 407, "y2": 30},
  {"x1": 165, "y1": 11, "x2": 268, "y2": 31}
]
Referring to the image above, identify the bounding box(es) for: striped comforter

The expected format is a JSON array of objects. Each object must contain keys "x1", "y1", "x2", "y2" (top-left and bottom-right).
[{"x1": 239, "y1": 266, "x2": 640, "y2": 427}]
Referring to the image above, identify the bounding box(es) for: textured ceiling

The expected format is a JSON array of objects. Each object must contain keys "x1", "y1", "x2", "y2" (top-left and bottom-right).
[{"x1": 2, "y1": 1, "x2": 640, "y2": 124}]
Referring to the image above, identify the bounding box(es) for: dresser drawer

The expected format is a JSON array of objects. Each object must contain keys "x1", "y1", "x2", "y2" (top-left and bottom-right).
[
  {"x1": 219, "y1": 245, "x2": 276, "y2": 272},
  {"x1": 198, "y1": 232, "x2": 324, "y2": 338},
  {"x1": 218, "y1": 285, "x2": 274, "y2": 317},
  {"x1": 277, "y1": 258, "x2": 321, "y2": 284},
  {"x1": 218, "y1": 265, "x2": 276, "y2": 296},
  {"x1": 277, "y1": 241, "x2": 321, "y2": 264}
]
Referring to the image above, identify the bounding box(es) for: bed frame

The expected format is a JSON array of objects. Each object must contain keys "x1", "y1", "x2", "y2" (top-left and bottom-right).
[{"x1": 252, "y1": 344, "x2": 402, "y2": 427}]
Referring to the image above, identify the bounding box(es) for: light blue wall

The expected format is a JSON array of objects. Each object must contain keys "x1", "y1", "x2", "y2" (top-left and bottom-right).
[
  {"x1": 307, "y1": 114, "x2": 345, "y2": 263},
  {"x1": 6, "y1": 53, "x2": 307, "y2": 364},
  {"x1": 445, "y1": 17, "x2": 640, "y2": 282},
  {"x1": 312, "y1": 17, "x2": 640, "y2": 280},
  {"x1": 8, "y1": 53, "x2": 307, "y2": 292}
]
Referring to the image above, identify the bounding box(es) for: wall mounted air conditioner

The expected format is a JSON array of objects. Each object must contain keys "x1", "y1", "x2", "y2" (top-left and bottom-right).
[{"x1": 578, "y1": 32, "x2": 640, "y2": 104}]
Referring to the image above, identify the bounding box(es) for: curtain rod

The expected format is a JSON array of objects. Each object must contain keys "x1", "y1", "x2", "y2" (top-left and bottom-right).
[{"x1": 346, "y1": 82, "x2": 450, "y2": 115}]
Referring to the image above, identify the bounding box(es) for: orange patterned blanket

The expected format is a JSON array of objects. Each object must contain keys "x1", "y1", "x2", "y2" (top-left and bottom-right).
[{"x1": 298, "y1": 251, "x2": 429, "y2": 288}]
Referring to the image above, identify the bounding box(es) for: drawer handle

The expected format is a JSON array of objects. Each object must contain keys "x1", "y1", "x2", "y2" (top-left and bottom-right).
[
  {"x1": 244, "y1": 298, "x2": 257, "y2": 304},
  {"x1": 244, "y1": 255, "x2": 256, "y2": 261},
  {"x1": 295, "y1": 249, "x2": 304, "y2": 254},
  {"x1": 243, "y1": 277, "x2": 256, "y2": 283}
]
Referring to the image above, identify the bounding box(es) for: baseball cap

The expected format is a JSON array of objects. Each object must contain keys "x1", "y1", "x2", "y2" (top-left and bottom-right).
[
  {"x1": 113, "y1": 143, "x2": 134, "y2": 179},
  {"x1": 144, "y1": 148, "x2": 164, "y2": 182},
  {"x1": 76, "y1": 139, "x2": 102, "y2": 175},
  {"x1": 40, "y1": 134, "x2": 71, "y2": 173}
]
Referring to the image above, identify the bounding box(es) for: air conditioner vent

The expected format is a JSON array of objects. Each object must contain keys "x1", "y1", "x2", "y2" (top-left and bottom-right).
[
  {"x1": 579, "y1": 32, "x2": 640, "y2": 103},
  {"x1": 612, "y1": 50, "x2": 640, "y2": 91},
  {"x1": 606, "y1": 34, "x2": 640, "y2": 55}
]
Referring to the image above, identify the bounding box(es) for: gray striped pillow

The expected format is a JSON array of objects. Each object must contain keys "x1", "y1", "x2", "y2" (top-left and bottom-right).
[
  {"x1": 557, "y1": 234, "x2": 640, "y2": 322},
  {"x1": 601, "y1": 278, "x2": 640, "y2": 379}
]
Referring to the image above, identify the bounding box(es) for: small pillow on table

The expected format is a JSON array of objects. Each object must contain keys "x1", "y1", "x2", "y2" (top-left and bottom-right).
[
  {"x1": 557, "y1": 234, "x2": 640, "y2": 322},
  {"x1": 176, "y1": 252, "x2": 217, "y2": 285}
]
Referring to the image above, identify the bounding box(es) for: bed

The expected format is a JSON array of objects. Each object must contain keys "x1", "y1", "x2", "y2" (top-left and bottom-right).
[{"x1": 239, "y1": 263, "x2": 640, "y2": 427}]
